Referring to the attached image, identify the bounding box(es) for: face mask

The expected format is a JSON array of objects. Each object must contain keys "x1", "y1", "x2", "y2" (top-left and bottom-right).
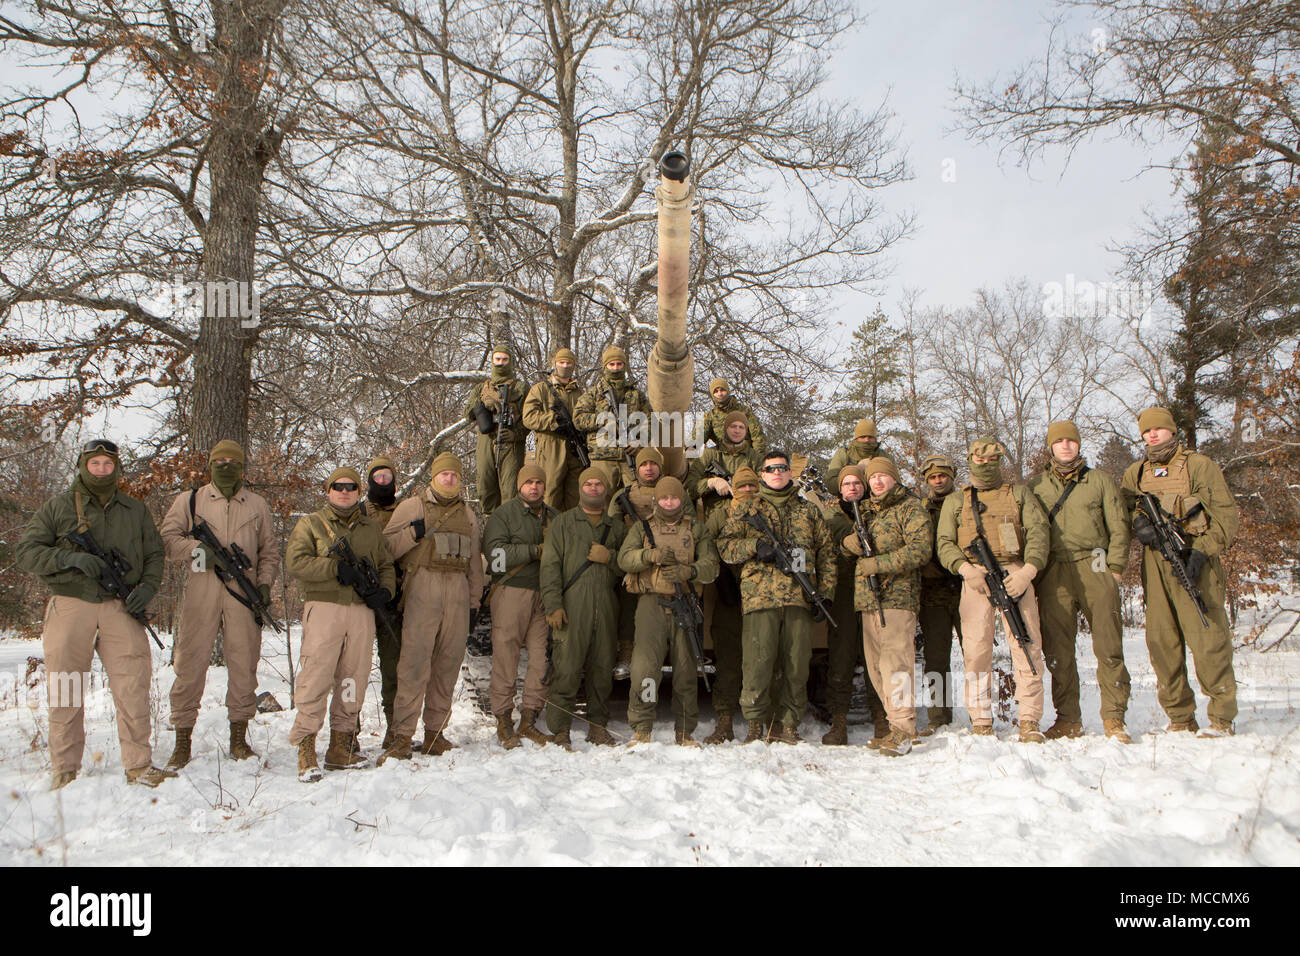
[
  {"x1": 329, "y1": 501, "x2": 359, "y2": 519},
  {"x1": 367, "y1": 480, "x2": 396, "y2": 506},
  {"x1": 212, "y1": 461, "x2": 244, "y2": 499},
  {"x1": 78, "y1": 460, "x2": 118, "y2": 500},
  {"x1": 489, "y1": 357, "x2": 514, "y2": 381},
  {"x1": 579, "y1": 489, "x2": 607, "y2": 512},
  {"x1": 605, "y1": 369, "x2": 626, "y2": 383},
  {"x1": 970, "y1": 460, "x2": 1002, "y2": 487}
]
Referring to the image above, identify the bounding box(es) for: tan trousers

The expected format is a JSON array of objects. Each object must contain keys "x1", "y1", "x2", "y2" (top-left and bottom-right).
[
  {"x1": 42, "y1": 595, "x2": 154, "y2": 773},
  {"x1": 862, "y1": 608, "x2": 919, "y2": 735},
  {"x1": 393, "y1": 568, "x2": 470, "y2": 738},
  {"x1": 959, "y1": 561, "x2": 1046, "y2": 723},
  {"x1": 169, "y1": 574, "x2": 263, "y2": 728},
  {"x1": 489, "y1": 585, "x2": 549, "y2": 716},
  {"x1": 289, "y1": 602, "x2": 374, "y2": 744}
]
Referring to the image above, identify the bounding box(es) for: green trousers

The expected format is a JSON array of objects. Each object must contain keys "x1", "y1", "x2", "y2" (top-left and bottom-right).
[
  {"x1": 740, "y1": 606, "x2": 812, "y2": 729},
  {"x1": 1141, "y1": 548, "x2": 1237, "y2": 724},
  {"x1": 475, "y1": 436, "x2": 525, "y2": 514},
  {"x1": 709, "y1": 580, "x2": 744, "y2": 717},
  {"x1": 627, "y1": 595, "x2": 700, "y2": 734},
  {"x1": 544, "y1": 613, "x2": 616, "y2": 736},
  {"x1": 1037, "y1": 556, "x2": 1129, "y2": 722}
]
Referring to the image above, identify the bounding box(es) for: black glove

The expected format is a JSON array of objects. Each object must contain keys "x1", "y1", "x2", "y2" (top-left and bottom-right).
[
  {"x1": 411, "y1": 518, "x2": 426, "y2": 541},
  {"x1": 473, "y1": 403, "x2": 495, "y2": 434},
  {"x1": 1132, "y1": 510, "x2": 1160, "y2": 548},
  {"x1": 755, "y1": 539, "x2": 778, "y2": 564},
  {"x1": 811, "y1": 600, "x2": 829, "y2": 624},
  {"x1": 1183, "y1": 549, "x2": 1208, "y2": 583},
  {"x1": 65, "y1": 551, "x2": 107, "y2": 579},
  {"x1": 125, "y1": 585, "x2": 155, "y2": 616},
  {"x1": 336, "y1": 562, "x2": 363, "y2": 590},
  {"x1": 364, "y1": 587, "x2": 392, "y2": 611}
]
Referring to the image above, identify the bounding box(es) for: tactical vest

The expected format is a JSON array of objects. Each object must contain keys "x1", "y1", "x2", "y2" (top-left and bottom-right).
[
  {"x1": 402, "y1": 498, "x2": 475, "y2": 573},
  {"x1": 628, "y1": 481, "x2": 657, "y2": 521},
  {"x1": 1136, "y1": 447, "x2": 1209, "y2": 535},
  {"x1": 625, "y1": 517, "x2": 694, "y2": 596},
  {"x1": 956, "y1": 484, "x2": 1024, "y2": 562}
]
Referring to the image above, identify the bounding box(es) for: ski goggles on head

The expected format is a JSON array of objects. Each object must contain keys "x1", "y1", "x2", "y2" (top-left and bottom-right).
[
  {"x1": 329, "y1": 482, "x2": 359, "y2": 492},
  {"x1": 81, "y1": 438, "x2": 119, "y2": 456}
]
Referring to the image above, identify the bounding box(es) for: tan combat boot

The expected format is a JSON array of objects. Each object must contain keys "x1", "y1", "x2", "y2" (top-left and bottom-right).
[
  {"x1": 125, "y1": 765, "x2": 177, "y2": 788},
  {"x1": 1197, "y1": 718, "x2": 1234, "y2": 738},
  {"x1": 324, "y1": 731, "x2": 367, "y2": 770},
  {"x1": 675, "y1": 730, "x2": 702, "y2": 748},
  {"x1": 518, "y1": 708, "x2": 553, "y2": 745},
  {"x1": 586, "y1": 724, "x2": 617, "y2": 747},
  {"x1": 381, "y1": 725, "x2": 396, "y2": 751},
  {"x1": 865, "y1": 715, "x2": 890, "y2": 748},
  {"x1": 971, "y1": 722, "x2": 995, "y2": 737},
  {"x1": 880, "y1": 726, "x2": 913, "y2": 757},
  {"x1": 229, "y1": 721, "x2": 258, "y2": 760},
  {"x1": 821, "y1": 714, "x2": 848, "y2": 746},
  {"x1": 165, "y1": 727, "x2": 192, "y2": 770},
  {"x1": 628, "y1": 728, "x2": 653, "y2": 747},
  {"x1": 920, "y1": 707, "x2": 952, "y2": 737},
  {"x1": 496, "y1": 711, "x2": 521, "y2": 750},
  {"x1": 775, "y1": 723, "x2": 801, "y2": 745},
  {"x1": 743, "y1": 720, "x2": 766, "y2": 744},
  {"x1": 298, "y1": 734, "x2": 322, "y2": 783},
  {"x1": 418, "y1": 732, "x2": 457, "y2": 755},
  {"x1": 1019, "y1": 719, "x2": 1046, "y2": 744},
  {"x1": 767, "y1": 720, "x2": 783, "y2": 742},
  {"x1": 552, "y1": 729, "x2": 573, "y2": 751},
  {"x1": 1103, "y1": 718, "x2": 1132, "y2": 744},
  {"x1": 377, "y1": 734, "x2": 412, "y2": 766},
  {"x1": 1044, "y1": 719, "x2": 1084, "y2": 740},
  {"x1": 50, "y1": 770, "x2": 78, "y2": 791},
  {"x1": 1167, "y1": 717, "x2": 1199, "y2": 733},
  {"x1": 704, "y1": 715, "x2": 735, "y2": 745}
]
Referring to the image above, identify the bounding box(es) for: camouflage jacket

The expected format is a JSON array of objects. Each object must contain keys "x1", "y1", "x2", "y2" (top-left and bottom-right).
[
  {"x1": 573, "y1": 374, "x2": 651, "y2": 463},
  {"x1": 717, "y1": 484, "x2": 837, "y2": 613},
  {"x1": 695, "y1": 396, "x2": 767, "y2": 455},
  {"x1": 826, "y1": 439, "x2": 890, "y2": 489},
  {"x1": 685, "y1": 443, "x2": 759, "y2": 518},
  {"x1": 841, "y1": 485, "x2": 932, "y2": 614}
]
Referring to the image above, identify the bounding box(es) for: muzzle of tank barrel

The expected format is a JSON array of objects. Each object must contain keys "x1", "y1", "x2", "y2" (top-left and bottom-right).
[{"x1": 648, "y1": 150, "x2": 694, "y2": 478}]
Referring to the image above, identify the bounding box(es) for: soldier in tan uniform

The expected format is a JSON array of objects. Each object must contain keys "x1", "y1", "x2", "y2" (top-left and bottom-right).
[
  {"x1": 617, "y1": 476, "x2": 719, "y2": 745},
  {"x1": 286, "y1": 467, "x2": 396, "y2": 781},
  {"x1": 935, "y1": 438, "x2": 1050, "y2": 742},
  {"x1": 522, "y1": 347, "x2": 585, "y2": 511},
  {"x1": 159, "y1": 440, "x2": 279, "y2": 768},
  {"x1": 380, "y1": 452, "x2": 484, "y2": 761},
  {"x1": 1028, "y1": 422, "x2": 1133, "y2": 742},
  {"x1": 483, "y1": 463, "x2": 558, "y2": 748},
  {"x1": 573, "y1": 345, "x2": 652, "y2": 490},
  {"x1": 1121, "y1": 406, "x2": 1239, "y2": 737}
]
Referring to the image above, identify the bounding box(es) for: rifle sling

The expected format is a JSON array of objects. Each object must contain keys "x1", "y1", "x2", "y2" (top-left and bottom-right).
[
  {"x1": 1047, "y1": 464, "x2": 1088, "y2": 523},
  {"x1": 562, "y1": 523, "x2": 611, "y2": 593},
  {"x1": 191, "y1": 487, "x2": 263, "y2": 618}
]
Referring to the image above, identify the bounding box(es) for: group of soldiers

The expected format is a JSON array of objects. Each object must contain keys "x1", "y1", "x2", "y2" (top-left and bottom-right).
[{"x1": 15, "y1": 342, "x2": 1241, "y2": 790}]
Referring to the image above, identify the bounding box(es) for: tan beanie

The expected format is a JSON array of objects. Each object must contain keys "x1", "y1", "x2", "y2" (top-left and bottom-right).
[
  {"x1": 578, "y1": 466, "x2": 606, "y2": 489},
  {"x1": 838, "y1": 464, "x2": 865, "y2": 490},
  {"x1": 324, "y1": 466, "x2": 363, "y2": 492},
  {"x1": 430, "y1": 451, "x2": 462, "y2": 477},
  {"x1": 853, "y1": 418, "x2": 878, "y2": 440},
  {"x1": 723, "y1": 410, "x2": 748, "y2": 429},
  {"x1": 635, "y1": 447, "x2": 665, "y2": 468},
  {"x1": 655, "y1": 476, "x2": 685, "y2": 501},
  {"x1": 517, "y1": 463, "x2": 547, "y2": 490},
  {"x1": 366, "y1": 455, "x2": 395, "y2": 480},
  {"x1": 863, "y1": 456, "x2": 900, "y2": 482},
  {"x1": 1137, "y1": 406, "x2": 1177, "y2": 435},
  {"x1": 601, "y1": 345, "x2": 628, "y2": 367},
  {"x1": 553, "y1": 347, "x2": 577, "y2": 364},
  {"x1": 732, "y1": 465, "x2": 760, "y2": 490},
  {"x1": 209, "y1": 440, "x2": 245, "y2": 465},
  {"x1": 1045, "y1": 421, "x2": 1081, "y2": 447},
  {"x1": 709, "y1": 378, "x2": 729, "y2": 394}
]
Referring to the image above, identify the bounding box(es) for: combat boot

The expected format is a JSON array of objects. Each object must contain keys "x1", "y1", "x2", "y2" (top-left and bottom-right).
[
  {"x1": 381, "y1": 725, "x2": 396, "y2": 751},
  {"x1": 229, "y1": 721, "x2": 258, "y2": 760},
  {"x1": 586, "y1": 724, "x2": 617, "y2": 747},
  {"x1": 775, "y1": 723, "x2": 801, "y2": 745},
  {"x1": 518, "y1": 708, "x2": 553, "y2": 745},
  {"x1": 297, "y1": 734, "x2": 322, "y2": 782},
  {"x1": 1018, "y1": 719, "x2": 1046, "y2": 744},
  {"x1": 1197, "y1": 718, "x2": 1234, "y2": 738},
  {"x1": 767, "y1": 720, "x2": 783, "y2": 742},
  {"x1": 675, "y1": 730, "x2": 702, "y2": 748},
  {"x1": 1103, "y1": 718, "x2": 1132, "y2": 744},
  {"x1": 377, "y1": 734, "x2": 412, "y2": 765},
  {"x1": 821, "y1": 714, "x2": 848, "y2": 746},
  {"x1": 418, "y1": 732, "x2": 457, "y2": 755},
  {"x1": 165, "y1": 727, "x2": 192, "y2": 770},
  {"x1": 49, "y1": 770, "x2": 77, "y2": 791},
  {"x1": 125, "y1": 765, "x2": 177, "y2": 788},
  {"x1": 1044, "y1": 719, "x2": 1084, "y2": 740},
  {"x1": 879, "y1": 727, "x2": 912, "y2": 757},
  {"x1": 866, "y1": 725, "x2": 891, "y2": 749},
  {"x1": 704, "y1": 715, "x2": 735, "y2": 745},
  {"x1": 552, "y1": 729, "x2": 573, "y2": 751},
  {"x1": 743, "y1": 720, "x2": 766, "y2": 744},
  {"x1": 971, "y1": 722, "x2": 995, "y2": 737},
  {"x1": 324, "y1": 731, "x2": 367, "y2": 770},
  {"x1": 496, "y1": 711, "x2": 521, "y2": 750},
  {"x1": 628, "y1": 728, "x2": 653, "y2": 747},
  {"x1": 921, "y1": 707, "x2": 952, "y2": 737},
  {"x1": 1167, "y1": 717, "x2": 1199, "y2": 733}
]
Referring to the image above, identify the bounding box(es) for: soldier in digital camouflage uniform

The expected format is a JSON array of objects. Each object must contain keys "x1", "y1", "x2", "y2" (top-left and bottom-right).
[
  {"x1": 718, "y1": 449, "x2": 837, "y2": 744},
  {"x1": 695, "y1": 378, "x2": 767, "y2": 455},
  {"x1": 1121, "y1": 406, "x2": 1238, "y2": 738},
  {"x1": 1028, "y1": 421, "x2": 1133, "y2": 743}
]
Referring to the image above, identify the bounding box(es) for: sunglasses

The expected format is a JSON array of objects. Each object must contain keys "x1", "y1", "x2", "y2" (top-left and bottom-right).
[
  {"x1": 82, "y1": 439, "x2": 119, "y2": 455},
  {"x1": 330, "y1": 482, "x2": 359, "y2": 492},
  {"x1": 761, "y1": 463, "x2": 790, "y2": 473}
]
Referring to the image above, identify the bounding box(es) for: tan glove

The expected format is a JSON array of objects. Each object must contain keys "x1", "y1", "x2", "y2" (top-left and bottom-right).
[
  {"x1": 587, "y1": 542, "x2": 611, "y2": 564},
  {"x1": 661, "y1": 564, "x2": 694, "y2": 584},
  {"x1": 1003, "y1": 563, "x2": 1037, "y2": 599},
  {"x1": 546, "y1": 608, "x2": 567, "y2": 629},
  {"x1": 480, "y1": 383, "x2": 501, "y2": 411},
  {"x1": 707, "y1": 476, "x2": 732, "y2": 496},
  {"x1": 959, "y1": 561, "x2": 989, "y2": 596},
  {"x1": 841, "y1": 533, "x2": 864, "y2": 556},
  {"x1": 858, "y1": 556, "x2": 879, "y2": 577},
  {"x1": 647, "y1": 547, "x2": 679, "y2": 566}
]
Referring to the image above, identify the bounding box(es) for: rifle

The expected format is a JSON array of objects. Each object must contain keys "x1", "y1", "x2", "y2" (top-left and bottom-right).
[
  {"x1": 615, "y1": 488, "x2": 709, "y2": 690},
  {"x1": 327, "y1": 536, "x2": 400, "y2": 640},
  {"x1": 795, "y1": 466, "x2": 837, "y2": 507},
  {"x1": 187, "y1": 498, "x2": 284, "y2": 634},
  {"x1": 552, "y1": 397, "x2": 591, "y2": 469},
  {"x1": 494, "y1": 383, "x2": 514, "y2": 472},
  {"x1": 963, "y1": 490, "x2": 1035, "y2": 674},
  {"x1": 848, "y1": 499, "x2": 887, "y2": 627},
  {"x1": 63, "y1": 528, "x2": 164, "y2": 650},
  {"x1": 740, "y1": 508, "x2": 837, "y2": 627},
  {"x1": 1135, "y1": 492, "x2": 1210, "y2": 627}
]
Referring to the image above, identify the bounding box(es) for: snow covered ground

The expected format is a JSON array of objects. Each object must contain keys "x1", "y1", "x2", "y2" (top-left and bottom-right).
[{"x1": 1, "y1": 593, "x2": 1297, "y2": 866}]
